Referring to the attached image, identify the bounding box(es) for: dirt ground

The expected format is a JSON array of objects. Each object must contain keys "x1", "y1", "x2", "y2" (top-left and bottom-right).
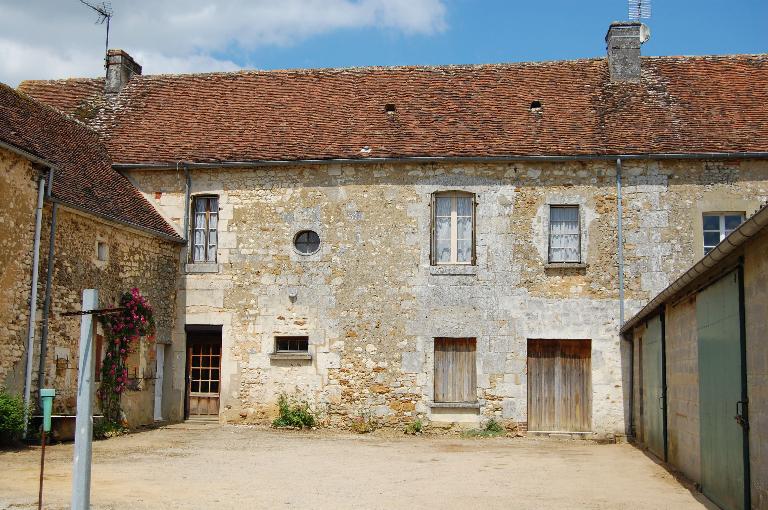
[{"x1": 0, "y1": 423, "x2": 716, "y2": 510}]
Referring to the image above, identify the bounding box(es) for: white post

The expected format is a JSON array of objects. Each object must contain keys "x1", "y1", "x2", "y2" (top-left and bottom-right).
[
  {"x1": 153, "y1": 345, "x2": 164, "y2": 421},
  {"x1": 71, "y1": 289, "x2": 97, "y2": 510}
]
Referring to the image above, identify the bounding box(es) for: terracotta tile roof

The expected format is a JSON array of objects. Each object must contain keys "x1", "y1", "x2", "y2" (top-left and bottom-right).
[
  {"x1": 0, "y1": 83, "x2": 182, "y2": 240},
  {"x1": 18, "y1": 55, "x2": 768, "y2": 165}
]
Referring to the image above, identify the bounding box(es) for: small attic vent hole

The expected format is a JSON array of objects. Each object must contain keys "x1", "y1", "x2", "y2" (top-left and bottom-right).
[
  {"x1": 384, "y1": 103, "x2": 397, "y2": 114},
  {"x1": 530, "y1": 100, "x2": 542, "y2": 110}
]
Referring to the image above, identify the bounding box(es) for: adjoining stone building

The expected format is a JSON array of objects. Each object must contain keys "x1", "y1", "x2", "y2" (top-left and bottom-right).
[
  {"x1": 5, "y1": 22, "x2": 768, "y2": 440},
  {"x1": 622, "y1": 202, "x2": 768, "y2": 510},
  {"x1": 0, "y1": 83, "x2": 182, "y2": 428}
]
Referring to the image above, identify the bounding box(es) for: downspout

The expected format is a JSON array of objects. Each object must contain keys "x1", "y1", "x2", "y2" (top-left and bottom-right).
[
  {"x1": 182, "y1": 162, "x2": 191, "y2": 242},
  {"x1": 38, "y1": 165, "x2": 57, "y2": 399},
  {"x1": 616, "y1": 158, "x2": 633, "y2": 436},
  {"x1": 23, "y1": 176, "x2": 46, "y2": 436}
]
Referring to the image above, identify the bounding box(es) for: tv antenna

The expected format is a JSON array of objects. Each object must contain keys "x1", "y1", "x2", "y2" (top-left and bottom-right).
[
  {"x1": 628, "y1": 0, "x2": 651, "y2": 20},
  {"x1": 79, "y1": 0, "x2": 114, "y2": 67}
]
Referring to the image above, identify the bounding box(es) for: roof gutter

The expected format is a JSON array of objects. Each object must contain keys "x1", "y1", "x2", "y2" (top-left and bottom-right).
[
  {"x1": 112, "y1": 151, "x2": 768, "y2": 170},
  {"x1": 621, "y1": 201, "x2": 768, "y2": 334},
  {"x1": 0, "y1": 140, "x2": 60, "y2": 171},
  {"x1": 48, "y1": 196, "x2": 185, "y2": 244}
]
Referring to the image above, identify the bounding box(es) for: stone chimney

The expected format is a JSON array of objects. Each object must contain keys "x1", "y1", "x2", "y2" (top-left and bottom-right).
[
  {"x1": 105, "y1": 49, "x2": 142, "y2": 94},
  {"x1": 605, "y1": 22, "x2": 650, "y2": 82}
]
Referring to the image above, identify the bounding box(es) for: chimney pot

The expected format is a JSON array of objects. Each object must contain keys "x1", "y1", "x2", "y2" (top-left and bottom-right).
[
  {"x1": 605, "y1": 22, "x2": 650, "y2": 83},
  {"x1": 105, "y1": 49, "x2": 141, "y2": 94}
]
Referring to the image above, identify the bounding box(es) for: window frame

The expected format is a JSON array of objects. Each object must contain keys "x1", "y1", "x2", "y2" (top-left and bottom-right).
[
  {"x1": 702, "y1": 212, "x2": 745, "y2": 254},
  {"x1": 190, "y1": 195, "x2": 219, "y2": 263},
  {"x1": 547, "y1": 204, "x2": 582, "y2": 264},
  {"x1": 430, "y1": 191, "x2": 476, "y2": 266},
  {"x1": 274, "y1": 336, "x2": 310, "y2": 354}
]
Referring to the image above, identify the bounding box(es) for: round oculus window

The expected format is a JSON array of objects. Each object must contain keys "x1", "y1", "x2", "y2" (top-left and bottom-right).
[{"x1": 294, "y1": 230, "x2": 321, "y2": 255}]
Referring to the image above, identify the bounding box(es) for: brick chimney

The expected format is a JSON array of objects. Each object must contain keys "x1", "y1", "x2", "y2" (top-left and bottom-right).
[
  {"x1": 105, "y1": 49, "x2": 142, "y2": 94},
  {"x1": 605, "y1": 22, "x2": 650, "y2": 82}
]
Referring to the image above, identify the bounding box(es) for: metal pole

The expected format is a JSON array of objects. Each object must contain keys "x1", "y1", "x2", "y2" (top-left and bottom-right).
[
  {"x1": 23, "y1": 178, "x2": 46, "y2": 437},
  {"x1": 38, "y1": 429, "x2": 46, "y2": 510},
  {"x1": 71, "y1": 289, "x2": 98, "y2": 510},
  {"x1": 38, "y1": 202, "x2": 58, "y2": 397}
]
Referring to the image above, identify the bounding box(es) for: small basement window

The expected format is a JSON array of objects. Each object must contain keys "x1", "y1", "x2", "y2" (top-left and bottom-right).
[
  {"x1": 275, "y1": 336, "x2": 309, "y2": 353},
  {"x1": 96, "y1": 241, "x2": 108, "y2": 262}
]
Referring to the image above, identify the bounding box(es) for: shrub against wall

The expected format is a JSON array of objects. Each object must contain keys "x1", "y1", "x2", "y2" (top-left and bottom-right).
[
  {"x1": 0, "y1": 390, "x2": 26, "y2": 443},
  {"x1": 98, "y1": 289, "x2": 155, "y2": 425}
]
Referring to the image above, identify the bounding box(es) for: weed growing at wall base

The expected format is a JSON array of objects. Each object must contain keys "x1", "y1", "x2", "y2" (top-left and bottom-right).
[{"x1": 272, "y1": 394, "x2": 317, "y2": 429}]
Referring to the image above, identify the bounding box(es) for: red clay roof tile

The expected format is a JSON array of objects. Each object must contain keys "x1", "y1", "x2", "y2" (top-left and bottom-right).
[
  {"x1": 0, "y1": 83, "x2": 182, "y2": 240},
  {"x1": 18, "y1": 55, "x2": 768, "y2": 164}
]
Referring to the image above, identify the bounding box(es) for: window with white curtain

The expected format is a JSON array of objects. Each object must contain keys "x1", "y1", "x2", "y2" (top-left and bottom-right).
[
  {"x1": 192, "y1": 196, "x2": 218, "y2": 263},
  {"x1": 548, "y1": 205, "x2": 581, "y2": 263},
  {"x1": 432, "y1": 192, "x2": 475, "y2": 265}
]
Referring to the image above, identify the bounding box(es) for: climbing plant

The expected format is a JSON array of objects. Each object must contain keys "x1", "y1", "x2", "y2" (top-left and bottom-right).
[{"x1": 98, "y1": 288, "x2": 155, "y2": 425}]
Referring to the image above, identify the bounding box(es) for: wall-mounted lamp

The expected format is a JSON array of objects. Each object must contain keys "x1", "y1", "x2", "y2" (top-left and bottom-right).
[{"x1": 287, "y1": 287, "x2": 298, "y2": 303}]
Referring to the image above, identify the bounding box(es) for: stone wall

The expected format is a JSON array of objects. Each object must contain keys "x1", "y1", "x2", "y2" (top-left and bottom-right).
[
  {"x1": 0, "y1": 148, "x2": 39, "y2": 392},
  {"x1": 33, "y1": 206, "x2": 180, "y2": 426},
  {"x1": 664, "y1": 297, "x2": 701, "y2": 484},
  {"x1": 745, "y1": 227, "x2": 768, "y2": 508},
  {"x1": 124, "y1": 158, "x2": 768, "y2": 433}
]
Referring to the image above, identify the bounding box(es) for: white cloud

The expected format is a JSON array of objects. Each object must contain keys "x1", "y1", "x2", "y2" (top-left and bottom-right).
[{"x1": 0, "y1": 0, "x2": 447, "y2": 86}]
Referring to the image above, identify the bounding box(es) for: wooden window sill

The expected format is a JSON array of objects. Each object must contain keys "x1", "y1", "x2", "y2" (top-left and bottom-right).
[
  {"x1": 429, "y1": 401, "x2": 481, "y2": 409},
  {"x1": 269, "y1": 352, "x2": 312, "y2": 361}
]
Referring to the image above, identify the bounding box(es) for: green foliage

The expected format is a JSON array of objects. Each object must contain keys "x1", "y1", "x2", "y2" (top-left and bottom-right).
[
  {"x1": 350, "y1": 413, "x2": 377, "y2": 434},
  {"x1": 272, "y1": 394, "x2": 317, "y2": 429},
  {"x1": 462, "y1": 418, "x2": 506, "y2": 438},
  {"x1": 0, "y1": 390, "x2": 27, "y2": 443},
  {"x1": 93, "y1": 419, "x2": 127, "y2": 440},
  {"x1": 404, "y1": 419, "x2": 423, "y2": 435}
]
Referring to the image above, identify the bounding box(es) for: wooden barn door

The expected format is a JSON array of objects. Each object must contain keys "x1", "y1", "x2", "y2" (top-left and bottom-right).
[
  {"x1": 434, "y1": 338, "x2": 477, "y2": 403},
  {"x1": 642, "y1": 314, "x2": 666, "y2": 461},
  {"x1": 528, "y1": 339, "x2": 591, "y2": 432},
  {"x1": 697, "y1": 271, "x2": 749, "y2": 510},
  {"x1": 185, "y1": 328, "x2": 222, "y2": 419}
]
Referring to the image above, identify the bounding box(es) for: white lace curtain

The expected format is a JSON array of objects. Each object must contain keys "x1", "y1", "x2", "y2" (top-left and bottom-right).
[{"x1": 549, "y1": 206, "x2": 580, "y2": 262}]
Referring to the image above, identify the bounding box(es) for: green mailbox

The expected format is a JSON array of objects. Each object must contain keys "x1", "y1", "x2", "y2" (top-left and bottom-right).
[{"x1": 40, "y1": 388, "x2": 55, "y2": 433}]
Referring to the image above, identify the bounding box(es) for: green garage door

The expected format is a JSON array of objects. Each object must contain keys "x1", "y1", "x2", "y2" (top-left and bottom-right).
[
  {"x1": 697, "y1": 271, "x2": 749, "y2": 510},
  {"x1": 642, "y1": 314, "x2": 665, "y2": 460}
]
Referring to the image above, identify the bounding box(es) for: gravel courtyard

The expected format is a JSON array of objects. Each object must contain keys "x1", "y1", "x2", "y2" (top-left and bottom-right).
[{"x1": 0, "y1": 423, "x2": 715, "y2": 510}]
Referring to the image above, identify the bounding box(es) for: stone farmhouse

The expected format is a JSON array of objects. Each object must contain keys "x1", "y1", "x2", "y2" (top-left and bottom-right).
[{"x1": 2, "y1": 22, "x2": 768, "y2": 440}]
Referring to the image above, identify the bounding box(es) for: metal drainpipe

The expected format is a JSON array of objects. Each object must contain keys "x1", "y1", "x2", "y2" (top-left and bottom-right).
[
  {"x1": 182, "y1": 162, "x2": 191, "y2": 242},
  {"x1": 23, "y1": 177, "x2": 46, "y2": 437},
  {"x1": 616, "y1": 158, "x2": 632, "y2": 436},
  {"x1": 37, "y1": 187, "x2": 58, "y2": 399},
  {"x1": 617, "y1": 158, "x2": 625, "y2": 325}
]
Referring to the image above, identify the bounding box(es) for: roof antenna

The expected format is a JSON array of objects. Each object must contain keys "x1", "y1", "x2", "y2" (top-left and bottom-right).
[
  {"x1": 78, "y1": 0, "x2": 114, "y2": 68},
  {"x1": 628, "y1": 0, "x2": 651, "y2": 20}
]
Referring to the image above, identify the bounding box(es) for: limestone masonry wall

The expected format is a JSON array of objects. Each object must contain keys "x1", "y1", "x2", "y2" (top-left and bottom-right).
[
  {"x1": 125, "y1": 159, "x2": 768, "y2": 433},
  {"x1": 0, "y1": 148, "x2": 39, "y2": 392}
]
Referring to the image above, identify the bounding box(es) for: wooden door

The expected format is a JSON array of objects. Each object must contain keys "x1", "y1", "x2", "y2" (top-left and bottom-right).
[
  {"x1": 434, "y1": 338, "x2": 477, "y2": 403},
  {"x1": 697, "y1": 271, "x2": 748, "y2": 510},
  {"x1": 186, "y1": 342, "x2": 221, "y2": 418},
  {"x1": 528, "y1": 339, "x2": 591, "y2": 432},
  {"x1": 642, "y1": 314, "x2": 666, "y2": 460}
]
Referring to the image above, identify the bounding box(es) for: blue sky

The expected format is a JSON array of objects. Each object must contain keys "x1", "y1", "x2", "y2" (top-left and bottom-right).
[
  {"x1": 1, "y1": 0, "x2": 766, "y2": 86},
  {"x1": 237, "y1": 0, "x2": 768, "y2": 70}
]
